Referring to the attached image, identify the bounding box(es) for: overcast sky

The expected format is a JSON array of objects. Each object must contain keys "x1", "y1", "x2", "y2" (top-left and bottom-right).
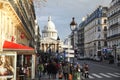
[{"x1": 34, "y1": 0, "x2": 111, "y2": 40}]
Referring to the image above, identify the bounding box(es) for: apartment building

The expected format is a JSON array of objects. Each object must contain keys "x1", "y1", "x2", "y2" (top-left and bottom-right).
[
  {"x1": 107, "y1": 0, "x2": 120, "y2": 60},
  {"x1": 83, "y1": 6, "x2": 108, "y2": 59}
]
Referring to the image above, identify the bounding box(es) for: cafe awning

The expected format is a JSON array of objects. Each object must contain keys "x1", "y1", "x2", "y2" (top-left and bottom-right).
[{"x1": 3, "y1": 40, "x2": 34, "y2": 52}]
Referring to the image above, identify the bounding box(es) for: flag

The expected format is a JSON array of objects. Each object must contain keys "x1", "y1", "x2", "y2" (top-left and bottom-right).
[
  {"x1": 20, "y1": 33, "x2": 25, "y2": 39},
  {"x1": 11, "y1": 36, "x2": 15, "y2": 42}
]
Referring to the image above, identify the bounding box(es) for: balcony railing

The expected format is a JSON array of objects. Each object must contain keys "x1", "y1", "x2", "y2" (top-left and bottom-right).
[
  {"x1": 107, "y1": 33, "x2": 120, "y2": 39},
  {"x1": 109, "y1": 22, "x2": 119, "y2": 29},
  {"x1": 108, "y1": 10, "x2": 120, "y2": 19}
]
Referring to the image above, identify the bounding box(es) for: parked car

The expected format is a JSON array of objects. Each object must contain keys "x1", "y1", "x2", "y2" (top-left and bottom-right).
[
  {"x1": 77, "y1": 55, "x2": 85, "y2": 60},
  {"x1": 93, "y1": 56, "x2": 101, "y2": 62}
]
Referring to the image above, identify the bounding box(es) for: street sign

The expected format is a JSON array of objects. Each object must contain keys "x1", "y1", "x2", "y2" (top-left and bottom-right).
[
  {"x1": 65, "y1": 53, "x2": 74, "y2": 57},
  {"x1": 65, "y1": 49, "x2": 74, "y2": 53}
]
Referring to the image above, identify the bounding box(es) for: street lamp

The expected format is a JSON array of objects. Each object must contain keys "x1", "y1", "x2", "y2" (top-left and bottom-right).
[
  {"x1": 70, "y1": 17, "x2": 77, "y2": 64},
  {"x1": 113, "y1": 44, "x2": 118, "y2": 63},
  {"x1": 70, "y1": 17, "x2": 77, "y2": 49}
]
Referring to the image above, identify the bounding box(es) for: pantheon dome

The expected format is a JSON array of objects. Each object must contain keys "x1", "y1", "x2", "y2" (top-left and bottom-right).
[{"x1": 42, "y1": 16, "x2": 57, "y2": 40}]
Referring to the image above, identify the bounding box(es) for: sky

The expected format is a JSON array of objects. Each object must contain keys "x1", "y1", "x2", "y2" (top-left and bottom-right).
[{"x1": 34, "y1": 0, "x2": 111, "y2": 41}]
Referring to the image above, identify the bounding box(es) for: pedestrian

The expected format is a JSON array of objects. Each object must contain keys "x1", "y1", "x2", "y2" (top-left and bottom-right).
[
  {"x1": 62, "y1": 62, "x2": 70, "y2": 80},
  {"x1": 23, "y1": 64, "x2": 28, "y2": 79},
  {"x1": 46, "y1": 61, "x2": 52, "y2": 79},
  {"x1": 73, "y1": 66, "x2": 81, "y2": 80},
  {"x1": 58, "y1": 71, "x2": 63, "y2": 80},
  {"x1": 43, "y1": 63, "x2": 47, "y2": 75},
  {"x1": 38, "y1": 62, "x2": 44, "y2": 79},
  {"x1": 19, "y1": 64, "x2": 24, "y2": 80},
  {"x1": 84, "y1": 64, "x2": 89, "y2": 78},
  {"x1": 51, "y1": 61, "x2": 58, "y2": 79}
]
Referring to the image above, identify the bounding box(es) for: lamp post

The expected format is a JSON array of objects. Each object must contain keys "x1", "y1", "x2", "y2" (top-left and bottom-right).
[
  {"x1": 70, "y1": 17, "x2": 77, "y2": 64},
  {"x1": 113, "y1": 44, "x2": 118, "y2": 63}
]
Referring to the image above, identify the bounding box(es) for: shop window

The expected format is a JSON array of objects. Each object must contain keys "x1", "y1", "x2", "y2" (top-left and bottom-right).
[{"x1": 98, "y1": 51, "x2": 101, "y2": 56}]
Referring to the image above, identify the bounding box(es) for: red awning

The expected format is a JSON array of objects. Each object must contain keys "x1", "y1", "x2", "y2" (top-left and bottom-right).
[{"x1": 3, "y1": 40, "x2": 34, "y2": 51}]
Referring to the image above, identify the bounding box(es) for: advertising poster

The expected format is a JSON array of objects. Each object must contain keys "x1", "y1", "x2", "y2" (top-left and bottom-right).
[{"x1": 0, "y1": 52, "x2": 16, "y2": 80}]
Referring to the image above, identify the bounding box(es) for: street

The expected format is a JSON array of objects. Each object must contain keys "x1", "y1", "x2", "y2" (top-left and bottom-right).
[{"x1": 78, "y1": 60, "x2": 120, "y2": 80}]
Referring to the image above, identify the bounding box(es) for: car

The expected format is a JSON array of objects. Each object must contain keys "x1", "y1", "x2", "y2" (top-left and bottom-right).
[
  {"x1": 77, "y1": 55, "x2": 85, "y2": 60},
  {"x1": 93, "y1": 56, "x2": 101, "y2": 62}
]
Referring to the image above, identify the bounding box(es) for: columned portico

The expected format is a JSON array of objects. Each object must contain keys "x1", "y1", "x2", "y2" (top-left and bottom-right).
[
  {"x1": 41, "y1": 42, "x2": 60, "y2": 53},
  {"x1": 40, "y1": 16, "x2": 61, "y2": 53}
]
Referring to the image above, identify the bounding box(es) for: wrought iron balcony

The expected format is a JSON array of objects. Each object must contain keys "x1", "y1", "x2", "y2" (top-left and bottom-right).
[
  {"x1": 109, "y1": 22, "x2": 119, "y2": 29},
  {"x1": 107, "y1": 33, "x2": 120, "y2": 39}
]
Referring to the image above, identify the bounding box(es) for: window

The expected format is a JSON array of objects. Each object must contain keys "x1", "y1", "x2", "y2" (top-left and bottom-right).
[
  {"x1": 104, "y1": 19, "x2": 107, "y2": 24},
  {"x1": 104, "y1": 41, "x2": 107, "y2": 46},
  {"x1": 98, "y1": 19, "x2": 101, "y2": 24},
  {"x1": 104, "y1": 33, "x2": 107, "y2": 38},
  {"x1": 98, "y1": 41, "x2": 101, "y2": 49},
  {"x1": 104, "y1": 26, "x2": 107, "y2": 31},
  {"x1": 98, "y1": 26, "x2": 101, "y2": 31}
]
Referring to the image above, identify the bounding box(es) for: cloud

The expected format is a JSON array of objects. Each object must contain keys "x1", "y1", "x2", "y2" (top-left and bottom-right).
[{"x1": 34, "y1": 0, "x2": 111, "y2": 40}]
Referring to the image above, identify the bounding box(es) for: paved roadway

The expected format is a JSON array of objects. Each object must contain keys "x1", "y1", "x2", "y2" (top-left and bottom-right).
[
  {"x1": 35, "y1": 59, "x2": 120, "y2": 80},
  {"x1": 78, "y1": 60, "x2": 120, "y2": 80}
]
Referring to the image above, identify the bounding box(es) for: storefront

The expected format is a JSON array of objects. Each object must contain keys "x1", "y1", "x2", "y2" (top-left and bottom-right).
[{"x1": 1, "y1": 40, "x2": 36, "y2": 80}]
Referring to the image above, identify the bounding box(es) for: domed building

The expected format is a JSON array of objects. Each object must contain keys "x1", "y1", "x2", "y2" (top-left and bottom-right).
[{"x1": 40, "y1": 16, "x2": 61, "y2": 53}]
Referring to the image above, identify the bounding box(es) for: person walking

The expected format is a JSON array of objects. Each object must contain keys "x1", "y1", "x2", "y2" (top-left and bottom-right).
[
  {"x1": 73, "y1": 66, "x2": 81, "y2": 80},
  {"x1": 62, "y1": 62, "x2": 70, "y2": 80},
  {"x1": 84, "y1": 64, "x2": 89, "y2": 78},
  {"x1": 19, "y1": 65, "x2": 24, "y2": 80},
  {"x1": 38, "y1": 62, "x2": 44, "y2": 79}
]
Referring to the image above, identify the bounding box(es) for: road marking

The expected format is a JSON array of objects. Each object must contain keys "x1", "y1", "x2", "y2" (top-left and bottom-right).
[
  {"x1": 107, "y1": 73, "x2": 120, "y2": 77},
  {"x1": 88, "y1": 75, "x2": 95, "y2": 79},
  {"x1": 99, "y1": 73, "x2": 111, "y2": 78},
  {"x1": 92, "y1": 73, "x2": 103, "y2": 78},
  {"x1": 114, "y1": 72, "x2": 120, "y2": 75}
]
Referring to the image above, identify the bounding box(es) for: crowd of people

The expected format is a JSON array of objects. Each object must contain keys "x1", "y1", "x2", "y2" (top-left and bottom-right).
[{"x1": 37, "y1": 57, "x2": 89, "y2": 80}]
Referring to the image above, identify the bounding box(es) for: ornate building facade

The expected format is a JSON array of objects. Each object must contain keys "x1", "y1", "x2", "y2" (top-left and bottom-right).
[
  {"x1": 0, "y1": 0, "x2": 39, "y2": 79},
  {"x1": 80, "y1": 6, "x2": 108, "y2": 58},
  {"x1": 107, "y1": 0, "x2": 120, "y2": 60},
  {"x1": 40, "y1": 16, "x2": 61, "y2": 53}
]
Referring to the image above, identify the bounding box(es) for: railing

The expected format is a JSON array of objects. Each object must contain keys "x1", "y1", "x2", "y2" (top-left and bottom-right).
[
  {"x1": 107, "y1": 33, "x2": 120, "y2": 39},
  {"x1": 109, "y1": 22, "x2": 119, "y2": 29},
  {"x1": 108, "y1": 10, "x2": 120, "y2": 19}
]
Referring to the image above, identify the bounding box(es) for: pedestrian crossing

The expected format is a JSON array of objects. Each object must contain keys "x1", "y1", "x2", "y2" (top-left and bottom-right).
[
  {"x1": 88, "y1": 72, "x2": 120, "y2": 79},
  {"x1": 35, "y1": 72, "x2": 120, "y2": 80}
]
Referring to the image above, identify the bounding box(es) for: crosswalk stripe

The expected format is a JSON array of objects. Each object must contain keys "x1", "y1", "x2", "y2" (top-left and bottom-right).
[
  {"x1": 107, "y1": 73, "x2": 120, "y2": 77},
  {"x1": 99, "y1": 73, "x2": 111, "y2": 78},
  {"x1": 92, "y1": 73, "x2": 103, "y2": 78},
  {"x1": 88, "y1": 75, "x2": 95, "y2": 79},
  {"x1": 114, "y1": 73, "x2": 120, "y2": 75}
]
